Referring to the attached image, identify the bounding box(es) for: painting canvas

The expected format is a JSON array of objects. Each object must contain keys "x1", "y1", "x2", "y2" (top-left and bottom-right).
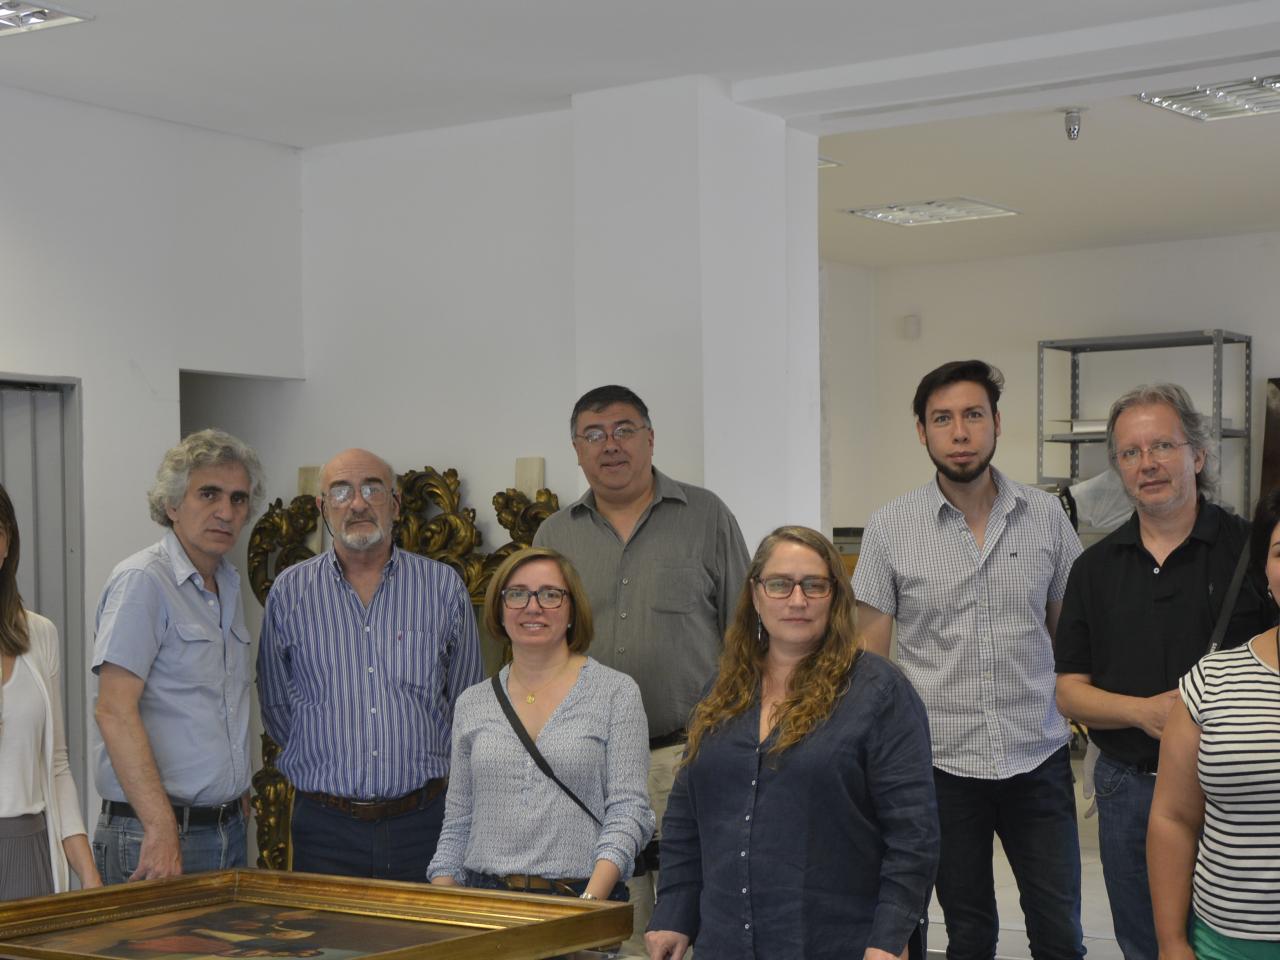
[{"x1": 0, "y1": 870, "x2": 630, "y2": 960}]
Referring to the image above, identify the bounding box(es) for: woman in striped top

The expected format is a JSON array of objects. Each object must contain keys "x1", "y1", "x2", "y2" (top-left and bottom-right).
[{"x1": 1148, "y1": 487, "x2": 1280, "y2": 958}]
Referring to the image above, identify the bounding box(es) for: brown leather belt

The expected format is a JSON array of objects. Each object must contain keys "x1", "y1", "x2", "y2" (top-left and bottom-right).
[
  {"x1": 302, "y1": 778, "x2": 446, "y2": 822},
  {"x1": 500, "y1": 873, "x2": 587, "y2": 896}
]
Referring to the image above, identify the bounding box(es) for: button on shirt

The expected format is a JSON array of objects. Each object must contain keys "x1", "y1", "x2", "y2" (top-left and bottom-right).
[
  {"x1": 1054, "y1": 501, "x2": 1268, "y2": 768},
  {"x1": 853, "y1": 468, "x2": 1082, "y2": 779},
  {"x1": 257, "y1": 547, "x2": 482, "y2": 800},
  {"x1": 533, "y1": 469, "x2": 750, "y2": 738},
  {"x1": 91, "y1": 530, "x2": 252, "y2": 806},
  {"x1": 651, "y1": 653, "x2": 938, "y2": 959}
]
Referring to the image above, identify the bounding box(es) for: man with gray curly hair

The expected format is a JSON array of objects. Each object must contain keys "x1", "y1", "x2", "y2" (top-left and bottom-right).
[
  {"x1": 91, "y1": 428, "x2": 265, "y2": 884},
  {"x1": 1055, "y1": 384, "x2": 1270, "y2": 960}
]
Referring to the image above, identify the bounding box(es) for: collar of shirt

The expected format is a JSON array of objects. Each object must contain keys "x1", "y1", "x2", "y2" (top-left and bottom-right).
[
  {"x1": 160, "y1": 528, "x2": 239, "y2": 595},
  {"x1": 927, "y1": 464, "x2": 1023, "y2": 526},
  {"x1": 323, "y1": 544, "x2": 400, "y2": 581},
  {"x1": 569, "y1": 467, "x2": 689, "y2": 517},
  {"x1": 1110, "y1": 496, "x2": 1218, "y2": 550}
]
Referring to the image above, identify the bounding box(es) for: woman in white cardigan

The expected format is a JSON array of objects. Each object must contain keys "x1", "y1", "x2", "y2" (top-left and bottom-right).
[{"x1": 1, "y1": 483, "x2": 100, "y2": 898}]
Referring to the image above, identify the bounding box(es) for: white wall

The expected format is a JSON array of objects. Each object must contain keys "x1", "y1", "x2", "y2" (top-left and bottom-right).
[
  {"x1": 0, "y1": 84, "x2": 303, "y2": 823},
  {"x1": 182, "y1": 111, "x2": 580, "y2": 562},
  {"x1": 825, "y1": 230, "x2": 1280, "y2": 527}
]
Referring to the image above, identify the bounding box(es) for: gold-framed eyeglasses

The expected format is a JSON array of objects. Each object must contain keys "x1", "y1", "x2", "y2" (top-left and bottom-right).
[
  {"x1": 755, "y1": 576, "x2": 834, "y2": 599},
  {"x1": 324, "y1": 482, "x2": 390, "y2": 505},
  {"x1": 501, "y1": 587, "x2": 569, "y2": 610},
  {"x1": 574, "y1": 424, "x2": 648, "y2": 445},
  {"x1": 1115, "y1": 440, "x2": 1191, "y2": 468}
]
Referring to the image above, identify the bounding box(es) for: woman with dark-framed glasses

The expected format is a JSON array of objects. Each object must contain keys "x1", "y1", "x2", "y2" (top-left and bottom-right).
[
  {"x1": 428, "y1": 547, "x2": 654, "y2": 902},
  {"x1": 646, "y1": 526, "x2": 937, "y2": 960}
]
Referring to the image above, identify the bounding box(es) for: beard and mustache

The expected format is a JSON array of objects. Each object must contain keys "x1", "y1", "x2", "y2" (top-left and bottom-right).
[{"x1": 928, "y1": 437, "x2": 997, "y2": 485}]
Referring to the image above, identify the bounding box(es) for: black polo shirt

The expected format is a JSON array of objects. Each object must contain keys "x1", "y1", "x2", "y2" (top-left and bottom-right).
[{"x1": 1054, "y1": 500, "x2": 1269, "y2": 767}]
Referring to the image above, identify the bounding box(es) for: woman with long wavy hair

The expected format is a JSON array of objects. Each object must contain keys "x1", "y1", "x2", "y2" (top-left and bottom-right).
[
  {"x1": 0, "y1": 482, "x2": 100, "y2": 897},
  {"x1": 646, "y1": 526, "x2": 937, "y2": 960}
]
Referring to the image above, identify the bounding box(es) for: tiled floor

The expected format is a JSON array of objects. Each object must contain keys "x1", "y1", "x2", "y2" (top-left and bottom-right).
[{"x1": 609, "y1": 757, "x2": 1120, "y2": 960}]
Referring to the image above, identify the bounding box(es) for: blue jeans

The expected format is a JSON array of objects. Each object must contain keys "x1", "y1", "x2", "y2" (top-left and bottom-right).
[
  {"x1": 1094, "y1": 752, "x2": 1157, "y2": 960},
  {"x1": 290, "y1": 789, "x2": 443, "y2": 880},
  {"x1": 92, "y1": 808, "x2": 246, "y2": 885},
  {"x1": 933, "y1": 746, "x2": 1084, "y2": 960}
]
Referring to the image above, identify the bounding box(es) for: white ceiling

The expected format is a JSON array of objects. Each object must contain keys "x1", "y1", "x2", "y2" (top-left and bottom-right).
[
  {"x1": 5, "y1": 1, "x2": 1280, "y2": 267},
  {"x1": 0, "y1": 0, "x2": 1266, "y2": 147},
  {"x1": 818, "y1": 93, "x2": 1280, "y2": 267}
]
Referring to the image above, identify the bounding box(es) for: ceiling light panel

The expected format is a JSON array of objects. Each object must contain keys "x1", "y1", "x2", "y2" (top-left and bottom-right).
[
  {"x1": 0, "y1": 2, "x2": 87, "y2": 37},
  {"x1": 1137, "y1": 76, "x2": 1280, "y2": 120},
  {"x1": 845, "y1": 198, "x2": 1017, "y2": 226}
]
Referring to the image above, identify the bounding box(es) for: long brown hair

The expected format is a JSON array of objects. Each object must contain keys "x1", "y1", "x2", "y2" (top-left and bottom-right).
[
  {"x1": 683, "y1": 525, "x2": 860, "y2": 764},
  {"x1": 0, "y1": 483, "x2": 30, "y2": 657}
]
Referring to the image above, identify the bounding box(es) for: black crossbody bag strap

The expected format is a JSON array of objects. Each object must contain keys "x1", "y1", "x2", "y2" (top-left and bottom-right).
[
  {"x1": 491, "y1": 675, "x2": 602, "y2": 827},
  {"x1": 1207, "y1": 540, "x2": 1251, "y2": 656}
]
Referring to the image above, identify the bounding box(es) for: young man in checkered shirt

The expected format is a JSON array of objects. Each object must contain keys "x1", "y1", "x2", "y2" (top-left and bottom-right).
[{"x1": 854, "y1": 360, "x2": 1084, "y2": 960}]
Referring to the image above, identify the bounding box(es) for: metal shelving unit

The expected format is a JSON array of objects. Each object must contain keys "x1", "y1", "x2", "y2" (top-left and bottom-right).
[{"x1": 1036, "y1": 329, "x2": 1252, "y2": 510}]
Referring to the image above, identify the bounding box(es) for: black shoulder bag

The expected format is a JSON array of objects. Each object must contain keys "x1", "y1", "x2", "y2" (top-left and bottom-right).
[
  {"x1": 491, "y1": 675, "x2": 652, "y2": 876},
  {"x1": 1206, "y1": 540, "x2": 1251, "y2": 656}
]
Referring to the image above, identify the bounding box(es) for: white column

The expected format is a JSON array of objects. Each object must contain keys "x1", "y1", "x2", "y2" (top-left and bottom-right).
[{"x1": 572, "y1": 77, "x2": 820, "y2": 549}]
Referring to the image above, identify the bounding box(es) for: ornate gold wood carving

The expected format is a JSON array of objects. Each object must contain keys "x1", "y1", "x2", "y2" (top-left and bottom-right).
[{"x1": 246, "y1": 466, "x2": 559, "y2": 868}]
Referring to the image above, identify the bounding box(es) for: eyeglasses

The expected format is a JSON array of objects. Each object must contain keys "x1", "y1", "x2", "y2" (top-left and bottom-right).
[
  {"x1": 574, "y1": 424, "x2": 648, "y2": 445},
  {"x1": 324, "y1": 482, "x2": 390, "y2": 505},
  {"x1": 755, "y1": 576, "x2": 835, "y2": 599},
  {"x1": 501, "y1": 587, "x2": 569, "y2": 610},
  {"x1": 1115, "y1": 440, "x2": 1192, "y2": 468}
]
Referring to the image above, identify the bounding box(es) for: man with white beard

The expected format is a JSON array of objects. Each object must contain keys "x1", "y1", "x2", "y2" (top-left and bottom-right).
[{"x1": 257, "y1": 448, "x2": 481, "y2": 879}]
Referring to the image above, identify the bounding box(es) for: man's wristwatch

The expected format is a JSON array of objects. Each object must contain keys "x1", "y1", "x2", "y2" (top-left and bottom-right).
[{"x1": 579, "y1": 892, "x2": 598, "y2": 900}]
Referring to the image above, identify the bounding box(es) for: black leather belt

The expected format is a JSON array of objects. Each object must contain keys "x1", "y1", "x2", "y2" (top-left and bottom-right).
[
  {"x1": 103, "y1": 798, "x2": 241, "y2": 827},
  {"x1": 649, "y1": 729, "x2": 687, "y2": 750},
  {"x1": 302, "y1": 778, "x2": 446, "y2": 822}
]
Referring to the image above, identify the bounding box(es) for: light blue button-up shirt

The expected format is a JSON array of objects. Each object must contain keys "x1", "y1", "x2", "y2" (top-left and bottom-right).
[{"x1": 92, "y1": 529, "x2": 252, "y2": 806}]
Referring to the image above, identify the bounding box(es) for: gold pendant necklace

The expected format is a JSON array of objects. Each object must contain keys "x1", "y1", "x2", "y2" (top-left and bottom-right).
[{"x1": 512, "y1": 659, "x2": 572, "y2": 704}]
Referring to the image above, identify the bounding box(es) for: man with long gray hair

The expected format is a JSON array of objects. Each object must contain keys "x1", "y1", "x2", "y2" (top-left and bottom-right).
[
  {"x1": 92, "y1": 429, "x2": 265, "y2": 883},
  {"x1": 1055, "y1": 383, "x2": 1271, "y2": 960}
]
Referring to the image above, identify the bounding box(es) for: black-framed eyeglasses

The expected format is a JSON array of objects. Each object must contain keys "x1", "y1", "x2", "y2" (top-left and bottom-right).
[
  {"x1": 324, "y1": 482, "x2": 390, "y2": 506},
  {"x1": 574, "y1": 424, "x2": 648, "y2": 445},
  {"x1": 755, "y1": 576, "x2": 834, "y2": 599},
  {"x1": 501, "y1": 587, "x2": 569, "y2": 610},
  {"x1": 1115, "y1": 440, "x2": 1191, "y2": 468}
]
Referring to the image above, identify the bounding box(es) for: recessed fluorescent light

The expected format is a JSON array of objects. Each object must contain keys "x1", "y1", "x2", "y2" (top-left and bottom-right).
[
  {"x1": 1137, "y1": 76, "x2": 1280, "y2": 120},
  {"x1": 845, "y1": 198, "x2": 1017, "y2": 226},
  {"x1": 817, "y1": 156, "x2": 843, "y2": 169},
  {"x1": 0, "y1": 2, "x2": 88, "y2": 37}
]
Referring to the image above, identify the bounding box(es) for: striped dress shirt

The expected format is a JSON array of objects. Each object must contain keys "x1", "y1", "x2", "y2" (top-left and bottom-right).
[
  {"x1": 258, "y1": 547, "x2": 482, "y2": 800},
  {"x1": 853, "y1": 467, "x2": 1082, "y2": 780}
]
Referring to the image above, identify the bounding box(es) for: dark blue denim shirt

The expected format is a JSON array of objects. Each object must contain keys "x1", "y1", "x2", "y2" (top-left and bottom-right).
[{"x1": 650, "y1": 651, "x2": 938, "y2": 959}]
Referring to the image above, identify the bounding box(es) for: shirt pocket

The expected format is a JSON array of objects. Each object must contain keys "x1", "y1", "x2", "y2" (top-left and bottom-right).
[
  {"x1": 388, "y1": 629, "x2": 433, "y2": 695},
  {"x1": 170, "y1": 623, "x2": 221, "y2": 681},
  {"x1": 652, "y1": 563, "x2": 712, "y2": 615}
]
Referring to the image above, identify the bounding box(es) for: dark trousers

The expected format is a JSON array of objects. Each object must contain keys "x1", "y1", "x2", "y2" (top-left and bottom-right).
[
  {"x1": 290, "y1": 789, "x2": 444, "y2": 881},
  {"x1": 932, "y1": 745, "x2": 1084, "y2": 960}
]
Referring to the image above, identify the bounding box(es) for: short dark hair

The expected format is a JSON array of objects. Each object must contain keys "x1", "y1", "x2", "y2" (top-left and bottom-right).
[
  {"x1": 1250, "y1": 487, "x2": 1280, "y2": 611},
  {"x1": 569, "y1": 385, "x2": 651, "y2": 437},
  {"x1": 912, "y1": 360, "x2": 1004, "y2": 423}
]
